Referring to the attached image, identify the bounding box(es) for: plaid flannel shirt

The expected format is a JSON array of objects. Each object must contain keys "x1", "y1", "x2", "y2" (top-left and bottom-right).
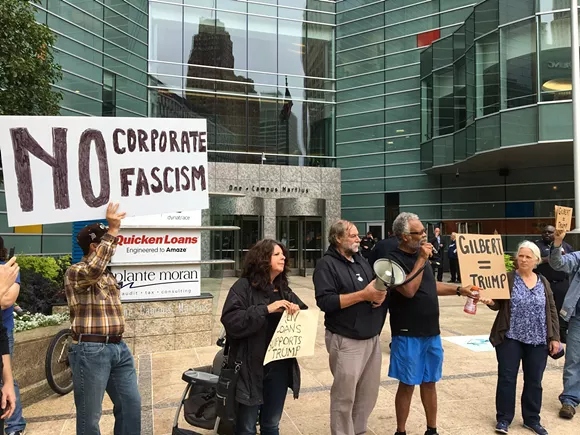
[{"x1": 64, "y1": 233, "x2": 124, "y2": 336}]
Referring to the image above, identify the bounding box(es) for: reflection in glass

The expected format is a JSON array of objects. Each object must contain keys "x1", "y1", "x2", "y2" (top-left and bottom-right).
[
  {"x1": 149, "y1": 2, "x2": 334, "y2": 166},
  {"x1": 433, "y1": 67, "x2": 454, "y2": 136},
  {"x1": 476, "y1": 32, "x2": 499, "y2": 116},
  {"x1": 539, "y1": 11, "x2": 572, "y2": 101},
  {"x1": 421, "y1": 76, "x2": 433, "y2": 141},
  {"x1": 501, "y1": 19, "x2": 536, "y2": 109}
]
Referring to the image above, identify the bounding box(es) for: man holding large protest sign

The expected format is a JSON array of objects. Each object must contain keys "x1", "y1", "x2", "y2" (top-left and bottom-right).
[
  {"x1": 313, "y1": 220, "x2": 387, "y2": 435},
  {"x1": 549, "y1": 228, "x2": 580, "y2": 420},
  {"x1": 384, "y1": 213, "x2": 477, "y2": 435},
  {"x1": 64, "y1": 202, "x2": 141, "y2": 435}
]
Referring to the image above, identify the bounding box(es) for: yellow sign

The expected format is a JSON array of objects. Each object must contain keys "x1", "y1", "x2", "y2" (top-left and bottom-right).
[
  {"x1": 457, "y1": 234, "x2": 510, "y2": 299},
  {"x1": 555, "y1": 205, "x2": 573, "y2": 232},
  {"x1": 264, "y1": 309, "x2": 320, "y2": 365}
]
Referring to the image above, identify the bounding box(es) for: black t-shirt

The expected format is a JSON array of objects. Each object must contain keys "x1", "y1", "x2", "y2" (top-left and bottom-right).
[
  {"x1": 266, "y1": 289, "x2": 283, "y2": 345},
  {"x1": 386, "y1": 248, "x2": 440, "y2": 337}
]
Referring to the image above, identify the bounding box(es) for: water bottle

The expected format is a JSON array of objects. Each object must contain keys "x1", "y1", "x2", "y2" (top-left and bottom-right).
[{"x1": 463, "y1": 289, "x2": 479, "y2": 315}]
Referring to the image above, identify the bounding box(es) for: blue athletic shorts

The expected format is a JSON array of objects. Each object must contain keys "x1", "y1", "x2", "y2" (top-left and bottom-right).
[{"x1": 388, "y1": 335, "x2": 444, "y2": 385}]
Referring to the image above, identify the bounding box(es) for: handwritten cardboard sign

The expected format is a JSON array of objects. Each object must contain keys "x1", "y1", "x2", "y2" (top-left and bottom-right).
[
  {"x1": 457, "y1": 234, "x2": 510, "y2": 299},
  {"x1": 0, "y1": 116, "x2": 208, "y2": 226},
  {"x1": 264, "y1": 309, "x2": 320, "y2": 365},
  {"x1": 555, "y1": 205, "x2": 573, "y2": 232}
]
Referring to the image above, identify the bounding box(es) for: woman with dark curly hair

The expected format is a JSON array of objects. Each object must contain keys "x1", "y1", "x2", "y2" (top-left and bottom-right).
[{"x1": 221, "y1": 239, "x2": 308, "y2": 435}]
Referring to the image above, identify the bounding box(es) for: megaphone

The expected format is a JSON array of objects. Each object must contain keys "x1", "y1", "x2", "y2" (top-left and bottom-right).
[{"x1": 373, "y1": 258, "x2": 407, "y2": 291}]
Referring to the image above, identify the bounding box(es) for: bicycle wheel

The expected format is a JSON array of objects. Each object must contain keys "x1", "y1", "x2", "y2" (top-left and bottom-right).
[{"x1": 45, "y1": 328, "x2": 74, "y2": 395}]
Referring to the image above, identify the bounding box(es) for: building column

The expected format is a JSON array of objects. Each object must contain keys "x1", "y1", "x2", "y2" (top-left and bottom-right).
[{"x1": 263, "y1": 198, "x2": 276, "y2": 240}]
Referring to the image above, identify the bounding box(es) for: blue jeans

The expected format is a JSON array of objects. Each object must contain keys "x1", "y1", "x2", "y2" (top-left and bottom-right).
[
  {"x1": 560, "y1": 313, "x2": 580, "y2": 407},
  {"x1": 68, "y1": 341, "x2": 141, "y2": 435},
  {"x1": 4, "y1": 330, "x2": 26, "y2": 434},
  {"x1": 235, "y1": 361, "x2": 290, "y2": 435}
]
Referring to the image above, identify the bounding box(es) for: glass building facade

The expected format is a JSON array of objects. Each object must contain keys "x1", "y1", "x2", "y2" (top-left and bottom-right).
[
  {"x1": 148, "y1": 0, "x2": 335, "y2": 166},
  {"x1": 0, "y1": 0, "x2": 148, "y2": 255},
  {"x1": 0, "y1": 0, "x2": 335, "y2": 256},
  {"x1": 4, "y1": 0, "x2": 578, "y2": 256},
  {"x1": 338, "y1": 0, "x2": 576, "y2": 253}
]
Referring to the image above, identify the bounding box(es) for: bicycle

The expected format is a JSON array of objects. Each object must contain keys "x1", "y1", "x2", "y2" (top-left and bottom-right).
[{"x1": 45, "y1": 328, "x2": 74, "y2": 395}]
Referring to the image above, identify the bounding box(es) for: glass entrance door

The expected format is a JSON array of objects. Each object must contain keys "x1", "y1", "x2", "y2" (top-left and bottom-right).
[
  {"x1": 211, "y1": 215, "x2": 263, "y2": 276},
  {"x1": 277, "y1": 216, "x2": 323, "y2": 275}
]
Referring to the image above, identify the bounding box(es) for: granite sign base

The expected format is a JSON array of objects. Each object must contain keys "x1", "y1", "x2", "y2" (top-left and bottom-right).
[{"x1": 54, "y1": 293, "x2": 214, "y2": 355}]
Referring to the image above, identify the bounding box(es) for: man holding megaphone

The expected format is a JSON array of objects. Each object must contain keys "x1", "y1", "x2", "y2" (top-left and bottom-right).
[
  {"x1": 383, "y1": 213, "x2": 477, "y2": 435},
  {"x1": 313, "y1": 220, "x2": 388, "y2": 435}
]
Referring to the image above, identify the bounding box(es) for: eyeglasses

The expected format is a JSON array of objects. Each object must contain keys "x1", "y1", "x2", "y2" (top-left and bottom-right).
[{"x1": 407, "y1": 229, "x2": 427, "y2": 235}]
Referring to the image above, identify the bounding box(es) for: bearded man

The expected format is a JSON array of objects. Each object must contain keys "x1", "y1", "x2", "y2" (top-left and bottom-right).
[{"x1": 313, "y1": 220, "x2": 388, "y2": 435}]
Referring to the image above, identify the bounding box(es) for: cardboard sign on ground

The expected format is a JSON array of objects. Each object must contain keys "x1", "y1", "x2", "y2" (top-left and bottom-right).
[
  {"x1": 457, "y1": 233, "x2": 510, "y2": 299},
  {"x1": 264, "y1": 309, "x2": 320, "y2": 365},
  {"x1": 555, "y1": 205, "x2": 573, "y2": 232},
  {"x1": 0, "y1": 116, "x2": 208, "y2": 226}
]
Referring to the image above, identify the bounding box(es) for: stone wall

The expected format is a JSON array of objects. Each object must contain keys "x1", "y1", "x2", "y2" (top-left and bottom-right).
[
  {"x1": 14, "y1": 324, "x2": 71, "y2": 405},
  {"x1": 53, "y1": 294, "x2": 213, "y2": 355},
  {"x1": 208, "y1": 164, "x2": 342, "y2": 241}
]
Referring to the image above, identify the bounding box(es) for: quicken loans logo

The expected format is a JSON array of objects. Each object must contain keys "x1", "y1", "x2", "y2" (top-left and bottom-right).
[{"x1": 117, "y1": 234, "x2": 198, "y2": 245}]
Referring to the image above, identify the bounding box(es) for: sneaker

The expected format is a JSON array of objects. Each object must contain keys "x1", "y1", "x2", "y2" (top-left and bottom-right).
[
  {"x1": 523, "y1": 423, "x2": 548, "y2": 435},
  {"x1": 7, "y1": 431, "x2": 26, "y2": 435},
  {"x1": 424, "y1": 429, "x2": 438, "y2": 435},
  {"x1": 559, "y1": 404, "x2": 576, "y2": 419},
  {"x1": 495, "y1": 421, "x2": 509, "y2": 433},
  {"x1": 394, "y1": 432, "x2": 406, "y2": 435}
]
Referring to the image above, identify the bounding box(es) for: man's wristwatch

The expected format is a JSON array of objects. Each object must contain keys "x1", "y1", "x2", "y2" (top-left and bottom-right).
[{"x1": 456, "y1": 286, "x2": 461, "y2": 296}]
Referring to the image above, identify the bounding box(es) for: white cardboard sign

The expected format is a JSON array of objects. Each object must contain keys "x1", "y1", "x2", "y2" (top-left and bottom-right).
[
  {"x1": 111, "y1": 263, "x2": 201, "y2": 301},
  {"x1": 111, "y1": 228, "x2": 201, "y2": 264},
  {"x1": 0, "y1": 116, "x2": 208, "y2": 227},
  {"x1": 264, "y1": 309, "x2": 320, "y2": 365}
]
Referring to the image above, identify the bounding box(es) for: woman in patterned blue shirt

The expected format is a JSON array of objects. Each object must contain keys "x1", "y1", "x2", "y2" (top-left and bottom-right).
[{"x1": 480, "y1": 241, "x2": 561, "y2": 435}]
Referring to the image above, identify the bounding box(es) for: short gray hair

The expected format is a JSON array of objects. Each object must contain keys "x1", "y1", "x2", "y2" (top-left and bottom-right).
[
  {"x1": 328, "y1": 220, "x2": 355, "y2": 246},
  {"x1": 517, "y1": 240, "x2": 542, "y2": 267},
  {"x1": 392, "y1": 212, "x2": 420, "y2": 238}
]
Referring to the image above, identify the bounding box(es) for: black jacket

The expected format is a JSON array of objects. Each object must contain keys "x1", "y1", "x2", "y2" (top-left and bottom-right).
[
  {"x1": 221, "y1": 278, "x2": 307, "y2": 407},
  {"x1": 313, "y1": 246, "x2": 388, "y2": 340}
]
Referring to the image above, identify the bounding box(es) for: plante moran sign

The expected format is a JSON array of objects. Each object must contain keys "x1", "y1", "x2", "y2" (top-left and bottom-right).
[
  {"x1": 0, "y1": 116, "x2": 208, "y2": 227},
  {"x1": 111, "y1": 210, "x2": 203, "y2": 301},
  {"x1": 113, "y1": 263, "x2": 201, "y2": 301}
]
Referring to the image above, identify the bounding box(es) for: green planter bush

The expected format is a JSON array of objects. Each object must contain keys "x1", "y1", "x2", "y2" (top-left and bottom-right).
[{"x1": 15, "y1": 255, "x2": 71, "y2": 315}]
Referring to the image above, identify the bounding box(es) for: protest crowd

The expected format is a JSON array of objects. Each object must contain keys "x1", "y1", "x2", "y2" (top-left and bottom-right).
[{"x1": 1, "y1": 202, "x2": 579, "y2": 435}]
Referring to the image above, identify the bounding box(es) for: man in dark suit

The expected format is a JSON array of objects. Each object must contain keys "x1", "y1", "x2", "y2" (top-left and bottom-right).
[{"x1": 430, "y1": 228, "x2": 444, "y2": 282}]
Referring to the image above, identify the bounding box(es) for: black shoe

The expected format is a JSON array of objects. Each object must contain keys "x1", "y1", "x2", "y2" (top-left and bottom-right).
[
  {"x1": 424, "y1": 429, "x2": 438, "y2": 435},
  {"x1": 523, "y1": 423, "x2": 548, "y2": 435},
  {"x1": 495, "y1": 420, "x2": 509, "y2": 433},
  {"x1": 395, "y1": 432, "x2": 406, "y2": 435}
]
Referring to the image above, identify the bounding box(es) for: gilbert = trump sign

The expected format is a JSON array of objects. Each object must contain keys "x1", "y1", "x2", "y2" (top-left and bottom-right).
[
  {"x1": 0, "y1": 116, "x2": 208, "y2": 226},
  {"x1": 457, "y1": 233, "x2": 510, "y2": 299}
]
